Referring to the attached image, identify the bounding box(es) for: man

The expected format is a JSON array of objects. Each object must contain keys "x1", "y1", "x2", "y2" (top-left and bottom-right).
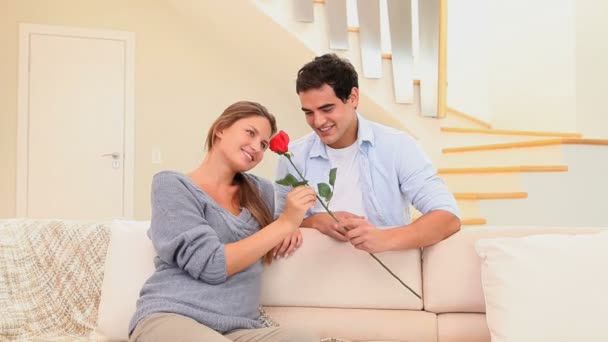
[{"x1": 273, "y1": 53, "x2": 460, "y2": 256}]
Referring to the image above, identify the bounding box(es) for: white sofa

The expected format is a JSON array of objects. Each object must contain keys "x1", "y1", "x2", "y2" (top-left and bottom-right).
[{"x1": 94, "y1": 220, "x2": 606, "y2": 341}]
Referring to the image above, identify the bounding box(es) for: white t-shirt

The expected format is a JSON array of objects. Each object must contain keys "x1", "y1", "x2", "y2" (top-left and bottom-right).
[{"x1": 313, "y1": 142, "x2": 368, "y2": 217}]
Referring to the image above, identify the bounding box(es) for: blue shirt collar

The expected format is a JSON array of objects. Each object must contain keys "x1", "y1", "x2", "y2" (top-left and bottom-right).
[{"x1": 308, "y1": 113, "x2": 375, "y2": 159}]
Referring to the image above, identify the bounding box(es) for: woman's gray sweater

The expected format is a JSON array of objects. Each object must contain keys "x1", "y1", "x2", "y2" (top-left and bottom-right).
[{"x1": 129, "y1": 171, "x2": 275, "y2": 334}]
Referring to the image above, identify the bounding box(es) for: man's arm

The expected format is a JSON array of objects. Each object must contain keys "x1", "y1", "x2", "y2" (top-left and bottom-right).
[
  {"x1": 344, "y1": 134, "x2": 461, "y2": 252},
  {"x1": 388, "y1": 210, "x2": 460, "y2": 249},
  {"x1": 396, "y1": 134, "x2": 461, "y2": 240},
  {"x1": 343, "y1": 210, "x2": 460, "y2": 253}
]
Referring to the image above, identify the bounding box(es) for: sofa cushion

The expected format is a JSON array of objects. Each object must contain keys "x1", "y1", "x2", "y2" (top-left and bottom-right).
[
  {"x1": 476, "y1": 231, "x2": 608, "y2": 342},
  {"x1": 422, "y1": 226, "x2": 603, "y2": 313},
  {"x1": 437, "y1": 313, "x2": 489, "y2": 342},
  {"x1": 261, "y1": 228, "x2": 423, "y2": 310},
  {"x1": 96, "y1": 220, "x2": 155, "y2": 341},
  {"x1": 264, "y1": 306, "x2": 436, "y2": 342}
]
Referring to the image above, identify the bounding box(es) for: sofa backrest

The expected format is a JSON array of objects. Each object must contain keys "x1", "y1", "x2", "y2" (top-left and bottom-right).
[
  {"x1": 261, "y1": 228, "x2": 423, "y2": 310},
  {"x1": 422, "y1": 226, "x2": 604, "y2": 314},
  {"x1": 95, "y1": 222, "x2": 425, "y2": 340}
]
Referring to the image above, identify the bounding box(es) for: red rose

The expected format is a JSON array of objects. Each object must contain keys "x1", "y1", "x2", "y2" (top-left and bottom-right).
[{"x1": 269, "y1": 130, "x2": 290, "y2": 154}]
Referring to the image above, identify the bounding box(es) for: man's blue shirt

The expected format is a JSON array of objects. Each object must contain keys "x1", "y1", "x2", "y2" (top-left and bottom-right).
[{"x1": 274, "y1": 114, "x2": 459, "y2": 226}]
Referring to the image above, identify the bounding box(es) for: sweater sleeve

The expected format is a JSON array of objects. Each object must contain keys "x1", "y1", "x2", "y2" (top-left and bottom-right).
[{"x1": 148, "y1": 172, "x2": 227, "y2": 285}]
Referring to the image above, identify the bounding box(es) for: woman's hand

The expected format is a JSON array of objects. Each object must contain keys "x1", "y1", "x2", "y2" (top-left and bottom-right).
[
  {"x1": 279, "y1": 186, "x2": 317, "y2": 228},
  {"x1": 272, "y1": 228, "x2": 303, "y2": 259}
]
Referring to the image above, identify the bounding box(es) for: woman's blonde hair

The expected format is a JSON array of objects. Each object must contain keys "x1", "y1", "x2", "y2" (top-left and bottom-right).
[{"x1": 206, "y1": 101, "x2": 278, "y2": 264}]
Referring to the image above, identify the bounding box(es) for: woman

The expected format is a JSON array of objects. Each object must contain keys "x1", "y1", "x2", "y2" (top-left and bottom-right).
[{"x1": 129, "y1": 101, "x2": 318, "y2": 341}]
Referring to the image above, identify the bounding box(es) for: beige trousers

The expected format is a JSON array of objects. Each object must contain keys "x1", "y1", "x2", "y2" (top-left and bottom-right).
[{"x1": 130, "y1": 312, "x2": 320, "y2": 342}]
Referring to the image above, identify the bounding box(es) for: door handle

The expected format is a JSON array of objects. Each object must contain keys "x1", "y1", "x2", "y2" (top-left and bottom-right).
[{"x1": 101, "y1": 152, "x2": 120, "y2": 159}]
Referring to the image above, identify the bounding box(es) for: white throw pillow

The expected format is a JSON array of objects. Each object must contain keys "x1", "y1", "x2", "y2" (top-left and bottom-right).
[
  {"x1": 475, "y1": 231, "x2": 608, "y2": 342},
  {"x1": 96, "y1": 220, "x2": 156, "y2": 341}
]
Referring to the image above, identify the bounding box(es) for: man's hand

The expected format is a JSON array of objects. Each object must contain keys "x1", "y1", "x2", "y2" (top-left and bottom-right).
[
  {"x1": 343, "y1": 217, "x2": 394, "y2": 253},
  {"x1": 272, "y1": 228, "x2": 302, "y2": 259},
  {"x1": 303, "y1": 211, "x2": 363, "y2": 242}
]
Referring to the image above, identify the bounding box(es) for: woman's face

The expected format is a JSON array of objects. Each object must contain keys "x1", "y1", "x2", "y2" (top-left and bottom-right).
[{"x1": 214, "y1": 116, "x2": 272, "y2": 172}]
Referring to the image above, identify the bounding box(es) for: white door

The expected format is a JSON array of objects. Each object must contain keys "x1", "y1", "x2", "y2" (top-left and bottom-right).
[{"x1": 17, "y1": 24, "x2": 134, "y2": 219}]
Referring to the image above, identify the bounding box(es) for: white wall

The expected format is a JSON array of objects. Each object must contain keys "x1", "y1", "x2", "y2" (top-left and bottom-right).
[
  {"x1": 479, "y1": 144, "x2": 608, "y2": 226},
  {"x1": 0, "y1": 0, "x2": 316, "y2": 219},
  {"x1": 449, "y1": 0, "x2": 579, "y2": 132},
  {"x1": 447, "y1": 0, "x2": 490, "y2": 122},
  {"x1": 0, "y1": 0, "x2": 414, "y2": 219},
  {"x1": 488, "y1": 0, "x2": 576, "y2": 132},
  {"x1": 576, "y1": 0, "x2": 608, "y2": 138}
]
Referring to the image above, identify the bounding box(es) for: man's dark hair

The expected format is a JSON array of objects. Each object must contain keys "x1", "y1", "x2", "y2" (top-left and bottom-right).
[{"x1": 296, "y1": 53, "x2": 359, "y2": 103}]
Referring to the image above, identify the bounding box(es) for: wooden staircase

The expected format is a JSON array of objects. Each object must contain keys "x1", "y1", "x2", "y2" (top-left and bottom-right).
[
  {"x1": 437, "y1": 107, "x2": 608, "y2": 225},
  {"x1": 252, "y1": 0, "x2": 608, "y2": 227}
]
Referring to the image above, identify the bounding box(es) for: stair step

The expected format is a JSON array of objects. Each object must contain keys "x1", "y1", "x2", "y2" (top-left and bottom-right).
[
  {"x1": 461, "y1": 218, "x2": 487, "y2": 225},
  {"x1": 438, "y1": 134, "x2": 557, "y2": 147},
  {"x1": 453, "y1": 192, "x2": 528, "y2": 200},
  {"x1": 438, "y1": 165, "x2": 569, "y2": 174},
  {"x1": 441, "y1": 126, "x2": 582, "y2": 138},
  {"x1": 443, "y1": 138, "x2": 608, "y2": 154},
  {"x1": 437, "y1": 144, "x2": 564, "y2": 168},
  {"x1": 562, "y1": 138, "x2": 608, "y2": 145},
  {"x1": 443, "y1": 139, "x2": 563, "y2": 153}
]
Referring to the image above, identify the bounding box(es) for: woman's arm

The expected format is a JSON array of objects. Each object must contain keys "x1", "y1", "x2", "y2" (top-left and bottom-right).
[
  {"x1": 225, "y1": 185, "x2": 316, "y2": 275},
  {"x1": 150, "y1": 172, "x2": 315, "y2": 282},
  {"x1": 224, "y1": 216, "x2": 294, "y2": 275}
]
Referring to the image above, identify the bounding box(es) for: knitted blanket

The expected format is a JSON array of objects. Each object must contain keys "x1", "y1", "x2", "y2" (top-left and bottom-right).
[{"x1": 0, "y1": 219, "x2": 110, "y2": 341}]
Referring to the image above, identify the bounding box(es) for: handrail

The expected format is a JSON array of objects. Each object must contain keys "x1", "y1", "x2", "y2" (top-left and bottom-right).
[
  {"x1": 438, "y1": 165, "x2": 569, "y2": 174},
  {"x1": 440, "y1": 127, "x2": 582, "y2": 138},
  {"x1": 437, "y1": 0, "x2": 448, "y2": 118},
  {"x1": 443, "y1": 138, "x2": 608, "y2": 153}
]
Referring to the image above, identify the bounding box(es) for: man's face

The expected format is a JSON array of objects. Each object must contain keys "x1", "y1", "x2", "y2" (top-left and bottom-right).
[{"x1": 298, "y1": 83, "x2": 359, "y2": 149}]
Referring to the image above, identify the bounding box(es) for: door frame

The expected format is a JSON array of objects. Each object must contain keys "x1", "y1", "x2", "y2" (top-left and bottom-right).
[{"x1": 17, "y1": 23, "x2": 135, "y2": 218}]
